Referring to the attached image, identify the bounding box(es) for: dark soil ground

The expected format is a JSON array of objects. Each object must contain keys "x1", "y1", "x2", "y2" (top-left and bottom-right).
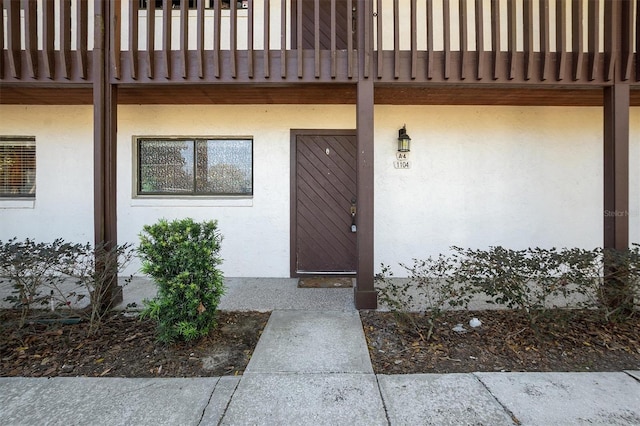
[{"x1": 1, "y1": 309, "x2": 639, "y2": 377}]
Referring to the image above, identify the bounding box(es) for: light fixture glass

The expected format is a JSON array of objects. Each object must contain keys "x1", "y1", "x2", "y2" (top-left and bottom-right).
[{"x1": 397, "y1": 125, "x2": 411, "y2": 152}]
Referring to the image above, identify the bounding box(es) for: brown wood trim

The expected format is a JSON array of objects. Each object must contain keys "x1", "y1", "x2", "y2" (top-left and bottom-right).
[
  {"x1": 331, "y1": 0, "x2": 337, "y2": 78},
  {"x1": 315, "y1": 0, "x2": 320, "y2": 78},
  {"x1": 603, "y1": 84, "x2": 630, "y2": 250},
  {"x1": 297, "y1": 0, "x2": 303, "y2": 78},
  {"x1": 289, "y1": 129, "x2": 357, "y2": 278}
]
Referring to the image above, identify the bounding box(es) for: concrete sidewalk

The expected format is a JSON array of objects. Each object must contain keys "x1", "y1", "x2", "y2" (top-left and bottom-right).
[{"x1": 2, "y1": 309, "x2": 640, "y2": 425}]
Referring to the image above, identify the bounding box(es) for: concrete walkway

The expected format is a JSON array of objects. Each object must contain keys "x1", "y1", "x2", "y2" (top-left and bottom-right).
[{"x1": 1, "y1": 279, "x2": 640, "y2": 425}]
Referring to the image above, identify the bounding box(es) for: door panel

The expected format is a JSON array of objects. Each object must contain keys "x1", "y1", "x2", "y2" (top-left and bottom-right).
[
  {"x1": 291, "y1": 0, "x2": 354, "y2": 50},
  {"x1": 293, "y1": 132, "x2": 357, "y2": 274}
]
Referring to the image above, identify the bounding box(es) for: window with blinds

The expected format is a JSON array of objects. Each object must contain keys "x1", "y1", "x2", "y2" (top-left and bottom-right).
[
  {"x1": 136, "y1": 137, "x2": 252, "y2": 196},
  {"x1": 0, "y1": 137, "x2": 36, "y2": 198}
]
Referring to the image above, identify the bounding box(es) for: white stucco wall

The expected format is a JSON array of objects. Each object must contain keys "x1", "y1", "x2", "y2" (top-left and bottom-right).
[{"x1": 1, "y1": 104, "x2": 638, "y2": 277}]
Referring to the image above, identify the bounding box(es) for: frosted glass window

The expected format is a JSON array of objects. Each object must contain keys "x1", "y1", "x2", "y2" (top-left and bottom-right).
[{"x1": 137, "y1": 138, "x2": 252, "y2": 196}]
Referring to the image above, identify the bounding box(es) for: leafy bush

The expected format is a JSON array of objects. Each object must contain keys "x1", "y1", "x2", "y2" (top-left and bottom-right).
[
  {"x1": 451, "y1": 246, "x2": 594, "y2": 325},
  {"x1": 376, "y1": 255, "x2": 472, "y2": 341},
  {"x1": 138, "y1": 218, "x2": 224, "y2": 343},
  {"x1": 0, "y1": 238, "x2": 133, "y2": 330}
]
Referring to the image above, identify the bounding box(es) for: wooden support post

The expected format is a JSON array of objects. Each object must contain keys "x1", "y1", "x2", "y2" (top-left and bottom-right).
[
  {"x1": 603, "y1": 83, "x2": 630, "y2": 313},
  {"x1": 355, "y1": 0, "x2": 376, "y2": 310},
  {"x1": 603, "y1": 84, "x2": 629, "y2": 251},
  {"x1": 93, "y1": 0, "x2": 121, "y2": 309}
]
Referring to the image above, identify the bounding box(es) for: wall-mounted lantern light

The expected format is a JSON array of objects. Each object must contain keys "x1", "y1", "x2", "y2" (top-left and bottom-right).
[{"x1": 397, "y1": 125, "x2": 411, "y2": 152}]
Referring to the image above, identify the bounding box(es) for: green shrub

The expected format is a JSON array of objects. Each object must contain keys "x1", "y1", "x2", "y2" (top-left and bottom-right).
[
  {"x1": 376, "y1": 255, "x2": 472, "y2": 341},
  {"x1": 138, "y1": 218, "x2": 224, "y2": 343},
  {"x1": 0, "y1": 238, "x2": 133, "y2": 330}
]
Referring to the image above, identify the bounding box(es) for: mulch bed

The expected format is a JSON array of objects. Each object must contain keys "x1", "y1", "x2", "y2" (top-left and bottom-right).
[
  {"x1": 361, "y1": 310, "x2": 640, "y2": 374},
  {"x1": 2, "y1": 308, "x2": 639, "y2": 377}
]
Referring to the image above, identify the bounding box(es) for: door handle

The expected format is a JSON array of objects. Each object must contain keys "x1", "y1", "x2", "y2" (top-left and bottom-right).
[{"x1": 350, "y1": 199, "x2": 357, "y2": 233}]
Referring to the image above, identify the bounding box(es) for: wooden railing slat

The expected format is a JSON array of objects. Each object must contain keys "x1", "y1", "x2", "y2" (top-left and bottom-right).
[
  {"x1": 394, "y1": 0, "x2": 400, "y2": 79},
  {"x1": 230, "y1": 0, "x2": 237, "y2": 78},
  {"x1": 572, "y1": 0, "x2": 584, "y2": 81},
  {"x1": 25, "y1": 0, "x2": 38, "y2": 78},
  {"x1": 0, "y1": 0, "x2": 4, "y2": 78},
  {"x1": 248, "y1": 0, "x2": 254, "y2": 78},
  {"x1": 61, "y1": 0, "x2": 72, "y2": 79},
  {"x1": 129, "y1": 0, "x2": 139, "y2": 80},
  {"x1": 426, "y1": 0, "x2": 433, "y2": 79},
  {"x1": 636, "y1": 0, "x2": 639, "y2": 82},
  {"x1": 620, "y1": 0, "x2": 633, "y2": 81},
  {"x1": 443, "y1": 0, "x2": 450, "y2": 79},
  {"x1": 264, "y1": 0, "x2": 270, "y2": 78},
  {"x1": 331, "y1": 0, "x2": 337, "y2": 79},
  {"x1": 556, "y1": 0, "x2": 567, "y2": 80},
  {"x1": 377, "y1": 0, "x2": 383, "y2": 78},
  {"x1": 491, "y1": 0, "x2": 500, "y2": 80},
  {"x1": 459, "y1": 0, "x2": 467, "y2": 80},
  {"x1": 197, "y1": 0, "x2": 205, "y2": 78},
  {"x1": 110, "y1": 0, "x2": 121, "y2": 80},
  {"x1": 180, "y1": 0, "x2": 189, "y2": 78},
  {"x1": 297, "y1": 0, "x2": 303, "y2": 78},
  {"x1": 540, "y1": 0, "x2": 550, "y2": 80},
  {"x1": 163, "y1": 0, "x2": 172, "y2": 79},
  {"x1": 604, "y1": 0, "x2": 616, "y2": 81},
  {"x1": 315, "y1": 0, "x2": 321, "y2": 78},
  {"x1": 411, "y1": 0, "x2": 417, "y2": 79},
  {"x1": 147, "y1": 0, "x2": 156, "y2": 79},
  {"x1": 214, "y1": 0, "x2": 221, "y2": 78},
  {"x1": 6, "y1": 0, "x2": 21, "y2": 78},
  {"x1": 347, "y1": 0, "x2": 353, "y2": 78},
  {"x1": 475, "y1": 0, "x2": 484, "y2": 80},
  {"x1": 507, "y1": 0, "x2": 516, "y2": 80},
  {"x1": 77, "y1": 0, "x2": 88, "y2": 79},
  {"x1": 587, "y1": 0, "x2": 599, "y2": 81},
  {"x1": 524, "y1": 0, "x2": 534, "y2": 80},
  {"x1": 280, "y1": 0, "x2": 286, "y2": 78}
]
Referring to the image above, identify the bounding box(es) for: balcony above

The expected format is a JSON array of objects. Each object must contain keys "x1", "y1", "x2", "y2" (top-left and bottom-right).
[{"x1": 1, "y1": 1, "x2": 639, "y2": 105}]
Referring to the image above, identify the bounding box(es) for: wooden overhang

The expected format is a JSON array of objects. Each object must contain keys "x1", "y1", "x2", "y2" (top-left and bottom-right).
[{"x1": 1, "y1": 0, "x2": 639, "y2": 310}]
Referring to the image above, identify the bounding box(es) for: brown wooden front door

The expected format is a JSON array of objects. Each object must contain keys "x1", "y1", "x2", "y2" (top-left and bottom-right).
[{"x1": 291, "y1": 130, "x2": 357, "y2": 275}]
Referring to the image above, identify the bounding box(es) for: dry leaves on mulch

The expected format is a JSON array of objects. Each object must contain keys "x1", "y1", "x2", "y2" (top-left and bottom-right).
[{"x1": 361, "y1": 310, "x2": 640, "y2": 374}]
